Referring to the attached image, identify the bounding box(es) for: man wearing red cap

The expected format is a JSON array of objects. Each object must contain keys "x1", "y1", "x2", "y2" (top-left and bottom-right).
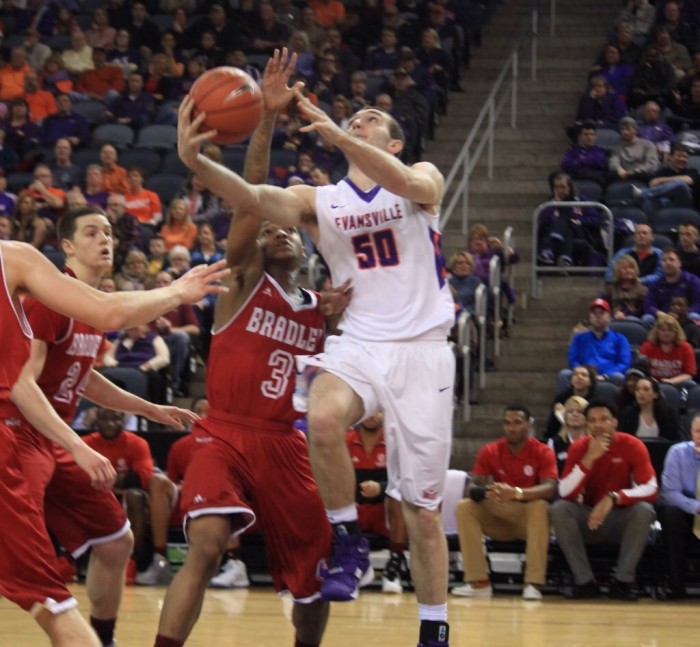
[{"x1": 557, "y1": 298, "x2": 632, "y2": 392}]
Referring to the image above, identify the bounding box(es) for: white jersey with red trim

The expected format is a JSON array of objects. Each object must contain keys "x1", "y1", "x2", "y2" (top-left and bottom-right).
[{"x1": 315, "y1": 178, "x2": 454, "y2": 341}]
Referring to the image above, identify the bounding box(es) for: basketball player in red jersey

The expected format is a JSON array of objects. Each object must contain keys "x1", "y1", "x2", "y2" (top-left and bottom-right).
[
  {"x1": 6, "y1": 205, "x2": 206, "y2": 647},
  {"x1": 0, "y1": 240, "x2": 228, "y2": 646},
  {"x1": 154, "y1": 50, "x2": 347, "y2": 647}
]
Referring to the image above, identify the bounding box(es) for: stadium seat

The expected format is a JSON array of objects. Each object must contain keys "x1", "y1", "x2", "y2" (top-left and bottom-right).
[
  {"x1": 610, "y1": 319, "x2": 648, "y2": 349},
  {"x1": 605, "y1": 180, "x2": 645, "y2": 206},
  {"x1": 72, "y1": 100, "x2": 107, "y2": 126},
  {"x1": 573, "y1": 179, "x2": 603, "y2": 202},
  {"x1": 651, "y1": 207, "x2": 700, "y2": 235},
  {"x1": 145, "y1": 173, "x2": 184, "y2": 204},
  {"x1": 270, "y1": 148, "x2": 296, "y2": 170},
  {"x1": 687, "y1": 386, "x2": 700, "y2": 412},
  {"x1": 7, "y1": 172, "x2": 34, "y2": 194},
  {"x1": 687, "y1": 155, "x2": 700, "y2": 172},
  {"x1": 119, "y1": 149, "x2": 162, "y2": 177},
  {"x1": 136, "y1": 124, "x2": 178, "y2": 151},
  {"x1": 45, "y1": 35, "x2": 72, "y2": 50},
  {"x1": 151, "y1": 13, "x2": 174, "y2": 32},
  {"x1": 595, "y1": 128, "x2": 622, "y2": 151},
  {"x1": 659, "y1": 383, "x2": 681, "y2": 413},
  {"x1": 222, "y1": 146, "x2": 247, "y2": 174},
  {"x1": 594, "y1": 380, "x2": 619, "y2": 403},
  {"x1": 611, "y1": 205, "x2": 649, "y2": 226},
  {"x1": 72, "y1": 148, "x2": 102, "y2": 169},
  {"x1": 161, "y1": 150, "x2": 189, "y2": 176},
  {"x1": 92, "y1": 123, "x2": 135, "y2": 151}
]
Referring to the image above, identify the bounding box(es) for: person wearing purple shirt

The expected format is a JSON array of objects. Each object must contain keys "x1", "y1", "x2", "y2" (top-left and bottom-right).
[
  {"x1": 560, "y1": 122, "x2": 609, "y2": 184},
  {"x1": 659, "y1": 413, "x2": 700, "y2": 599},
  {"x1": 643, "y1": 247, "x2": 700, "y2": 325},
  {"x1": 106, "y1": 72, "x2": 156, "y2": 131},
  {"x1": 40, "y1": 93, "x2": 89, "y2": 148},
  {"x1": 591, "y1": 44, "x2": 634, "y2": 102},
  {"x1": 636, "y1": 101, "x2": 674, "y2": 158},
  {"x1": 366, "y1": 26, "x2": 401, "y2": 77},
  {"x1": 0, "y1": 171, "x2": 16, "y2": 217},
  {"x1": 577, "y1": 76, "x2": 627, "y2": 127}
]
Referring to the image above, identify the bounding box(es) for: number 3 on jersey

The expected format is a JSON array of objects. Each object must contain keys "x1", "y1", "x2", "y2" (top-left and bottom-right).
[
  {"x1": 261, "y1": 349, "x2": 295, "y2": 399},
  {"x1": 352, "y1": 229, "x2": 400, "y2": 269}
]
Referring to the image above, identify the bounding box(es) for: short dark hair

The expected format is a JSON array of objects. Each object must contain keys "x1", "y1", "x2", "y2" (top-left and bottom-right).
[
  {"x1": 504, "y1": 404, "x2": 532, "y2": 421},
  {"x1": 58, "y1": 205, "x2": 107, "y2": 242},
  {"x1": 671, "y1": 142, "x2": 690, "y2": 155},
  {"x1": 663, "y1": 246, "x2": 680, "y2": 259},
  {"x1": 584, "y1": 398, "x2": 618, "y2": 419}
]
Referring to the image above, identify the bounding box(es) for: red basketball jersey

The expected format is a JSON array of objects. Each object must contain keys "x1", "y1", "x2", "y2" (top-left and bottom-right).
[
  {"x1": 207, "y1": 273, "x2": 325, "y2": 424},
  {"x1": 22, "y1": 269, "x2": 104, "y2": 423},
  {"x1": 0, "y1": 244, "x2": 32, "y2": 405}
]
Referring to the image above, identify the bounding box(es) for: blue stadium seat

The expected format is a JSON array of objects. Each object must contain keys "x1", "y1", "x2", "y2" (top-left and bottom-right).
[
  {"x1": 145, "y1": 173, "x2": 184, "y2": 205},
  {"x1": 92, "y1": 123, "x2": 135, "y2": 151},
  {"x1": 72, "y1": 100, "x2": 107, "y2": 126},
  {"x1": 595, "y1": 128, "x2": 622, "y2": 151},
  {"x1": 611, "y1": 205, "x2": 649, "y2": 226},
  {"x1": 605, "y1": 180, "x2": 645, "y2": 206},
  {"x1": 651, "y1": 207, "x2": 700, "y2": 235},
  {"x1": 659, "y1": 383, "x2": 681, "y2": 413},
  {"x1": 573, "y1": 179, "x2": 603, "y2": 202},
  {"x1": 610, "y1": 319, "x2": 648, "y2": 349},
  {"x1": 136, "y1": 124, "x2": 178, "y2": 151}
]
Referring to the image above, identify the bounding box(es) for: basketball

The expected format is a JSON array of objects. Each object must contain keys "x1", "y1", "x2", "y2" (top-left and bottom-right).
[{"x1": 188, "y1": 67, "x2": 264, "y2": 146}]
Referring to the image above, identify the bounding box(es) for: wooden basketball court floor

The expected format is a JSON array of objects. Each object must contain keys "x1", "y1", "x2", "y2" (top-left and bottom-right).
[{"x1": 1, "y1": 584, "x2": 698, "y2": 647}]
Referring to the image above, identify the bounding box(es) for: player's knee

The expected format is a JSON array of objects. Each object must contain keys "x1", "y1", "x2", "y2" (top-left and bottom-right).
[
  {"x1": 124, "y1": 488, "x2": 147, "y2": 512},
  {"x1": 149, "y1": 472, "x2": 175, "y2": 497},
  {"x1": 187, "y1": 535, "x2": 226, "y2": 575},
  {"x1": 307, "y1": 407, "x2": 345, "y2": 446},
  {"x1": 406, "y1": 503, "x2": 443, "y2": 539},
  {"x1": 93, "y1": 530, "x2": 134, "y2": 564}
]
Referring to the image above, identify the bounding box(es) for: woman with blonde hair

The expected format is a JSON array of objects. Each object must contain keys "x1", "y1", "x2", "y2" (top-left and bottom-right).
[
  {"x1": 640, "y1": 313, "x2": 697, "y2": 387},
  {"x1": 548, "y1": 396, "x2": 588, "y2": 473},
  {"x1": 602, "y1": 254, "x2": 648, "y2": 320},
  {"x1": 160, "y1": 198, "x2": 197, "y2": 252}
]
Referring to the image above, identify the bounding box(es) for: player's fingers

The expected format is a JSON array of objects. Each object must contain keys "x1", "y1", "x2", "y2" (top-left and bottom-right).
[
  {"x1": 190, "y1": 111, "x2": 207, "y2": 130},
  {"x1": 285, "y1": 51, "x2": 297, "y2": 75},
  {"x1": 290, "y1": 81, "x2": 305, "y2": 95}
]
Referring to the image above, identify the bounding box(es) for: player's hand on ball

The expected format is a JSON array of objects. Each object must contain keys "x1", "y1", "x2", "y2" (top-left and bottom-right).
[
  {"x1": 178, "y1": 96, "x2": 217, "y2": 167},
  {"x1": 262, "y1": 47, "x2": 304, "y2": 113},
  {"x1": 73, "y1": 443, "x2": 117, "y2": 490}
]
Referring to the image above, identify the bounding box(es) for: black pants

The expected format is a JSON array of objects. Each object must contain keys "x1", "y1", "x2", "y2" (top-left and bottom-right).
[{"x1": 662, "y1": 505, "x2": 700, "y2": 589}]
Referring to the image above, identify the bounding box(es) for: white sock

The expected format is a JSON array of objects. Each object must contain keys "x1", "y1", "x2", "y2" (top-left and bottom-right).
[
  {"x1": 326, "y1": 505, "x2": 358, "y2": 524},
  {"x1": 418, "y1": 603, "x2": 447, "y2": 622}
]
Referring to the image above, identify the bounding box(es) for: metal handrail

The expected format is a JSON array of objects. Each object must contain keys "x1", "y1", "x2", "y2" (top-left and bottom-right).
[
  {"x1": 502, "y1": 226, "x2": 516, "y2": 328},
  {"x1": 530, "y1": 200, "x2": 614, "y2": 299},
  {"x1": 474, "y1": 283, "x2": 488, "y2": 389},
  {"x1": 439, "y1": 7, "x2": 540, "y2": 236},
  {"x1": 456, "y1": 310, "x2": 472, "y2": 423},
  {"x1": 489, "y1": 255, "x2": 502, "y2": 358}
]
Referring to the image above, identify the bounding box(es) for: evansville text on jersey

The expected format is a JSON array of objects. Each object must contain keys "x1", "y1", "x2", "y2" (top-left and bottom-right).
[
  {"x1": 334, "y1": 204, "x2": 404, "y2": 231},
  {"x1": 245, "y1": 307, "x2": 323, "y2": 352}
]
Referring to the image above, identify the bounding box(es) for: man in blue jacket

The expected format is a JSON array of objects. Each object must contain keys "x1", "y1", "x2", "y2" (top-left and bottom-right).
[
  {"x1": 558, "y1": 298, "x2": 632, "y2": 391},
  {"x1": 643, "y1": 247, "x2": 700, "y2": 326}
]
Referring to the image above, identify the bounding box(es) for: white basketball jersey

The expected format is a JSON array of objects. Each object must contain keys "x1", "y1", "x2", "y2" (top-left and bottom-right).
[{"x1": 315, "y1": 178, "x2": 454, "y2": 341}]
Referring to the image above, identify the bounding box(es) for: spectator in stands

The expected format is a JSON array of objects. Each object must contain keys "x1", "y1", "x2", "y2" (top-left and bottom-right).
[
  {"x1": 671, "y1": 76, "x2": 700, "y2": 132},
  {"x1": 311, "y1": 51, "x2": 349, "y2": 104},
  {"x1": 590, "y1": 44, "x2": 634, "y2": 103},
  {"x1": 366, "y1": 26, "x2": 401, "y2": 78},
  {"x1": 151, "y1": 270, "x2": 200, "y2": 398},
  {"x1": 191, "y1": 29, "x2": 224, "y2": 70},
  {"x1": 619, "y1": 376, "x2": 679, "y2": 440},
  {"x1": 546, "y1": 365, "x2": 599, "y2": 439},
  {"x1": 127, "y1": 3, "x2": 162, "y2": 54},
  {"x1": 417, "y1": 27, "x2": 452, "y2": 104},
  {"x1": 628, "y1": 45, "x2": 675, "y2": 108},
  {"x1": 537, "y1": 173, "x2": 604, "y2": 267},
  {"x1": 310, "y1": 0, "x2": 346, "y2": 28},
  {"x1": 310, "y1": 165, "x2": 331, "y2": 187},
  {"x1": 125, "y1": 167, "x2": 162, "y2": 227},
  {"x1": 106, "y1": 28, "x2": 140, "y2": 76},
  {"x1": 617, "y1": 364, "x2": 649, "y2": 410},
  {"x1": 323, "y1": 27, "x2": 361, "y2": 77},
  {"x1": 115, "y1": 248, "x2": 149, "y2": 291},
  {"x1": 190, "y1": 221, "x2": 224, "y2": 267},
  {"x1": 107, "y1": 0, "x2": 131, "y2": 31},
  {"x1": 670, "y1": 294, "x2": 700, "y2": 347},
  {"x1": 225, "y1": 49, "x2": 262, "y2": 86},
  {"x1": 166, "y1": 244, "x2": 192, "y2": 279},
  {"x1": 144, "y1": 54, "x2": 182, "y2": 113},
  {"x1": 548, "y1": 395, "x2": 590, "y2": 475},
  {"x1": 50, "y1": 137, "x2": 83, "y2": 190},
  {"x1": 62, "y1": 29, "x2": 94, "y2": 76},
  {"x1": 107, "y1": 72, "x2": 156, "y2": 131},
  {"x1": 51, "y1": 4, "x2": 78, "y2": 36},
  {"x1": 618, "y1": 0, "x2": 655, "y2": 42},
  {"x1": 608, "y1": 22, "x2": 642, "y2": 66},
  {"x1": 21, "y1": 27, "x2": 51, "y2": 71},
  {"x1": 643, "y1": 248, "x2": 700, "y2": 324},
  {"x1": 660, "y1": 0, "x2": 697, "y2": 53},
  {"x1": 40, "y1": 52, "x2": 73, "y2": 96},
  {"x1": 0, "y1": 213, "x2": 13, "y2": 240},
  {"x1": 297, "y1": 5, "x2": 328, "y2": 53},
  {"x1": 0, "y1": 47, "x2": 32, "y2": 103},
  {"x1": 105, "y1": 192, "x2": 142, "y2": 253},
  {"x1": 386, "y1": 66, "x2": 427, "y2": 163},
  {"x1": 76, "y1": 47, "x2": 124, "y2": 104},
  {"x1": 27, "y1": 164, "x2": 65, "y2": 223},
  {"x1": 3, "y1": 99, "x2": 40, "y2": 162},
  {"x1": 41, "y1": 93, "x2": 89, "y2": 148},
  {"x1": 560, "y1": 122, "x2": 609, "y2": 185},
  {"x1": 659, "y1": 412, "x2": 700, "y2": 599},
  {"x1": 636, "y1": 101, "x2": 674, "y2": 161},
  {"x1": 576, "y1": 76, "x2": 626, "y2": 128},
  {"x1": 654, "y1": 25, "x2": 691, "y2": 82},
  {"x1": 0, "y1": 170, "x2": 16, "y2": 217},
  {"x1": 603, "y1": 254, "x2": 649, "y2": 320},
  {"x1": 551, "y1": 399, "x2": 657, "y2": 600},
  {"x1": 160, "y1": 198, "x2": 197, "y2": 252},
  {"x1": 347, "y1": 412, "x2": 411, "y2": 594},
  {"x1": 639, "y1": 313, "x2": 697, "y2": 387},
  {"x1": 427, "y1": 2, "x2": 464, "y2": 91},
  {"x1": 193, "y1": 3, "x2": 242, "y2": 53},
  {"x1": 156, "y1": 31, "x2": 185, "y2": 78},
  {"x1": 80, "y1": 164, "x2": 108, "y2": 209},
  {"x1": 23, "y1": 70, "x2": 57, "y2": 125},
  {"x1": 83, "y1": 407, "x2": 178, "y2": 586},
  {"x1": 100, "y1": 144, "x2": 129, "y2": 196},
  {"x1": 85, "y1": 6, "x2": 117, "y2": 50},
  {"x1": 609, "y1": 116, "x2": 660, "y2": 182},
  {"x1": 605, "y1": 223, "x2": 663, "y2": 285},
  {"x1": 0, "y1": 129, "x2": 18, "y2": 174},
  {"x1": 448, "y1": 251, "x2": 482, "y2": 316},
  {"x1": 13, "y1": 192, "x2": 50, "y2": 249},
  {"x1": 452, "y1": 405, "x2": 557, "y2": 601},
  {"x1": 287, "y1": 30, "x2": 316, "y2": 81},
  {"x1": 631, "y1": 142, "x2": 699, "y2": 214},
  {"x1": 249, "y1": 2, "x2": 292, "y2": 56},
  {"x1": 561, "y1": 298, "x2": 632, "y2": 389},
  {"x1": 177, "y1": 174, "x2": 220, "y2": 223},
  {"x1": 147, "y1": 235, "x2": 169, "y2": 284},
  {"x1": 677, "y1": 222, "x2": 700, "y2": 277}
]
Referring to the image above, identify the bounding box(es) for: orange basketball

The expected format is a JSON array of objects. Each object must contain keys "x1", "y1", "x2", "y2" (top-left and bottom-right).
[{"x1": 188, "y1": 67, "x2": 264, "y2": 146}]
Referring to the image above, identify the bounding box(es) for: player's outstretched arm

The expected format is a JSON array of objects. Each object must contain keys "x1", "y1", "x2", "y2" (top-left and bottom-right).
[
  {"x1": 6, "y1": 242, "x2": 230, "y2": 331},
  {"x1": 178, "y1": 96, "x2": 315, "y2": 228},
  {"x1": 10, "y1": 340, "x2": 116, "y2": 491},
  {"x1": 295, "y1": 91, "x2": 444, "y2": 208},
  {"x1": 83, "y1": 370, "x2": 198, "y2": 430}
]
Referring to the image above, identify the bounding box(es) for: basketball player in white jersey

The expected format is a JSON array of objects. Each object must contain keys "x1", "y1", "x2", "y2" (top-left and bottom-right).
[{"x1": 178, "y1": 56, "x2": 454, "y2": 647}]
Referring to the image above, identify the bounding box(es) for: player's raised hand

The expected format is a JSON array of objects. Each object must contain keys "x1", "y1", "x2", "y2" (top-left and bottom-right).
[
  {"x1": 294, "y1": 87, "x2": 345, "y2": 145},
  {"x1": 171, "y1": 259, "x2": 231, "y2": 303},
  {"x1": 262, "y1": 47, "x2": 303, "y2": 113},
  {"x1": 146, "y1": 404, "x2": 199, "y2": 430},
  {"x1": 178, "y1": 95, "x2": 217, "y2": 167},
  {"x1": 73, "y1": 443, "x2": 117, "y2": 491}
]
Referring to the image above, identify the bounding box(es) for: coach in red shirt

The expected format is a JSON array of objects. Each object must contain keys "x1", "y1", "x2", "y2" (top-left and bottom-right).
[{"x1": 452, "y1": 405, "x2": 558, "y2": 601}]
